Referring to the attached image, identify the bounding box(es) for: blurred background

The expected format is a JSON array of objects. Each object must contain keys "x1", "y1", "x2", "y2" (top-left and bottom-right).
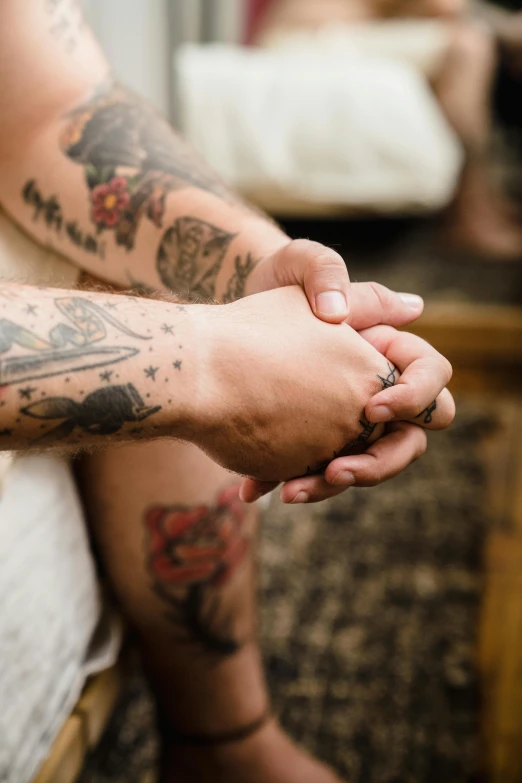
[{"x1": 70, "y1": 2, "x2": 522, "y2": 782}]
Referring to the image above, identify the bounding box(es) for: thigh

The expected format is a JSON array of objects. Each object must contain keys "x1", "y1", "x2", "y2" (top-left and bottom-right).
[{"x1": 76, "y1": 439, "x2": 258, "y2": 647}]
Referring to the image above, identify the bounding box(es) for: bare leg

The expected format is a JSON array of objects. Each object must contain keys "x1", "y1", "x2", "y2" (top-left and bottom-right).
[
  {"x1": 77, "y1": 440, "x2": 342, "y2": 783},
  {"x1": 434, "y1": 22, "x2": 522, "y2": 259}
]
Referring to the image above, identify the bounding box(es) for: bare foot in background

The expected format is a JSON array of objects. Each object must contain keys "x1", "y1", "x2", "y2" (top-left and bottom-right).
[
  {"x1": 443, "y1": 159, "x2": 522, "y2": 259},
  {"x1": 434, "y1": 22, "x2": 522, "y2": 259}
]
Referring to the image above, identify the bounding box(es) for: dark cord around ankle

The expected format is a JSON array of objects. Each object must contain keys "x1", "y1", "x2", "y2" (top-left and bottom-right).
[{"x1": 161, "y1": 710, "x2": 272, "y2": 747}]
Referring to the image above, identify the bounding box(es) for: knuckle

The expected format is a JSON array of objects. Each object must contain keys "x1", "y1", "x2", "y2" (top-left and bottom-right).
[
  {"x1": 397, "y1": 386, "x2": 421, "y2": 418},
  {"x1": 311, "y1": 252, "x2": 347, "y2": 277},
  {"x1": 287, "y1": 238, "x2": 322, "y2": 255},
  {"x1": 363, "y1": 459, "x2": 382, "y2": 487},
  {"x1": 368, "y1": 281, "x2": 394, "y2": 315}
]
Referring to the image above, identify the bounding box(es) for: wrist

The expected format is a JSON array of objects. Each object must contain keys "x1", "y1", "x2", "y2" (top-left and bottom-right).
[
  {"x1": 219, "y1": 215, "x2": 290, "y2": 301},
  {"x1": 148, "y1": 302, "x2": 208, "y2": 443}
]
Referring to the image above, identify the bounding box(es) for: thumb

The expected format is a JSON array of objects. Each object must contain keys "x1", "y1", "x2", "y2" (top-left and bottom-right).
[
  {"x1": 271, "y1": 240, "x2": 350, "y2": 324},
  {"x1": 347, "y1": 282, "x2": 424, "y2": 331}
]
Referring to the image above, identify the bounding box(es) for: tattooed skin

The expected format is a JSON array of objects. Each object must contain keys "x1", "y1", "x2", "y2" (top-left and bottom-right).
[
  {"x1": 223, "y1": 253, "x2": 259, "y2": 303},
  {"x1": 60, "y1": 81, "x2": 240, "y2": 250},
  {"x1": 0, "y1": 295, "x2": 150, "y2": 386},
  {"x1": 378, "y1": 362, "x2": 398, "y2": 390},
  {"x1": 145, "y1": 485, "x2": 249, "y2": 656},
  {"x1": 306, "y1": 364, "x2": 398, "y2": 475},
  {"x1": 416, "y1": 399, "x2": 437, "y2": 425},
  {"x1": 156, "y1": 217, "x2": 235, "y2": 299},
  {"x1": 22, "y1": 382, "x2": 160, "y2": 444},
  {"x1": 45, "y1": 0, "x2": 84, "y2": 55},
  {"x1": 22, "y1": 179, "x2": 105, "y2": 258}
]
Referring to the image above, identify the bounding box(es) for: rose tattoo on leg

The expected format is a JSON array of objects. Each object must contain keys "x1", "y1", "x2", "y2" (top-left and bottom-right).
[{"x1": 145, "y1": 485, "x2": 250, "y2": 656}]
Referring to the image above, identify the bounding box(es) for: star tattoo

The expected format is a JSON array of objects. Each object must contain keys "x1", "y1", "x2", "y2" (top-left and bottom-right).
[
  {"x1": 104, "y1": 301, "x2": 118, "y2": 310},
  {"x1": 19, "y1": 386, "x2": 37, "y2": 400},
  {"x1": 144, "y1": 366, "x2": 159, "y2": 381},
  {"x1": 25, "y1": 304, "x2": 38, "y2": 316},
  {"x1": 99, "y1": 370, "x2": 113, "y2": 382},
  {"x1": 161, "y1": 324, "x2": 174, "y2": 334},
  {"x1": 173, "y1": 360, "x2": 182, "y2": 371}
]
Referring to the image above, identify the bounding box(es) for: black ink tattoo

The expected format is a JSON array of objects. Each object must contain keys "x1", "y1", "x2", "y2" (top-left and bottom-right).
[
  {"x1": 306, "y1": 417, "x2": 378, "y2": 476},
  {"x1": 18, "y1": 387, "x2": 37, "y2": 400},
  {"x1": 60, "y1": 81, "x2": 242, "y2": 251},
  {"x1": 145, "y1": 484, "x2": 249, "y2": 655},
  {"x1": 45, "y1": 0, "x2": 84, "y2": 54},
  {"x1": 144, "y1": 366, "x2": 159, "y2": 381},
  {"x1": 173, "y1": 360, "x2": 182, "y2": 371},
  {"x1": 25, "y1": 305, "x2": 38, "y2": 317},
  {"x1": 0, "y1": 296, "x2": 150, "y2": 386},
  {"x1": 22, "y1": 180, "x2": 105, "y2": 258},
  {"x1": 416, "y1": 400, "x2": 437, "y2": 425},
  {"x1": 307, "y1": 365, "x2": 397, "y2": 474},
  {"x1": 22, "y1": 383, "x2": 160, "y2": 443},
  {"x1": 378, "y1": 362, "x2": 398, "y2": 390},
  {"x1": 161, "y1": 324, "x2": 174, "y2": 335},
  {"x1": 99, "y1": 370, "x2": 113, "y2": 382},
  {"x1": 156, "y1": 217, "x2": 235, "y2": 299},
  {"x1": 223, "y1": 253, "x2": 258, "y2": 303}
]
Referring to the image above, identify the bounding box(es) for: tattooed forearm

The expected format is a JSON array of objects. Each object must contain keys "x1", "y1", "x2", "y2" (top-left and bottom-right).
[
  {"x1": 52, "y1": 80, "x2": 265, "y2": 302},
  {"x1": 22, "y1": 179, "x2": 105, "y2": 258},
  {"x1": 223, "y1": 253, "x2": 259, "y2": 303},
  {"x1": 156, "y1": 217, "x2": 235, "y2": 299},
  {"x1": 145, "y1": 485, "x2": 250, "y2": 656},
  {"x1": 416, "y1": 400, "x2": 437, "y2": 425},
  {"x1": 59, "y1": 81, "x2": 242, "y2": 252},
  {"x1": 0, "y1": 284, "x2": 191, "y2": 450},
  {"x1": 0, "y1": 294, "x2": 150, "y2": 385},
  {"x1": 22, "y1": 382, "x2": 160, "y2": 444}
]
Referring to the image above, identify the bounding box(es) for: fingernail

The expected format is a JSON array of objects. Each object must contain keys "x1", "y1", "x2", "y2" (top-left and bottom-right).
[
  {"x1": 398, "y1": 293, "x2": 423, "y2": 311},
  {"x1": 290, "y1": 491, "x2": 309, "y2": 504},
  {"x1": 369, "y1": 405, "x2": 393, "y2": 423},
  {"x1": 331, "y1": 470, "x2": 355, "y2": 487},
  {"x1": 316, "y1": 291, "x2": 347, "y2": 317}
]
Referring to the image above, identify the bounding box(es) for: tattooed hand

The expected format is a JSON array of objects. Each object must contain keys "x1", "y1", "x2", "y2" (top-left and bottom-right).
[
  {"x1": 235, "y1": 288, "x2": 455, "y2": 504},
  {"x1": 192, "y1": 286, "x2": 422, "y2": 484}
]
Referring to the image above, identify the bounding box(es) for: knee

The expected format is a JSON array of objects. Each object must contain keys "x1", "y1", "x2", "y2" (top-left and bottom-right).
[{"x1": 448, "y1": 22, "x2": 497, "y2": 71}]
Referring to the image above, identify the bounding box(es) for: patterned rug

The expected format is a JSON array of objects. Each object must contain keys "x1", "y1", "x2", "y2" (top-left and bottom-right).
[{"x1": 79, "y1": 405, "x2": 491, "y2": 783}]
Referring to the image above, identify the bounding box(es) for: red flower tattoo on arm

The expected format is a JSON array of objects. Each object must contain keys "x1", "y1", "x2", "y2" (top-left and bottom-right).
[{"x1": 91, "y1": 177, "x2": 130, "y2": 227}]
